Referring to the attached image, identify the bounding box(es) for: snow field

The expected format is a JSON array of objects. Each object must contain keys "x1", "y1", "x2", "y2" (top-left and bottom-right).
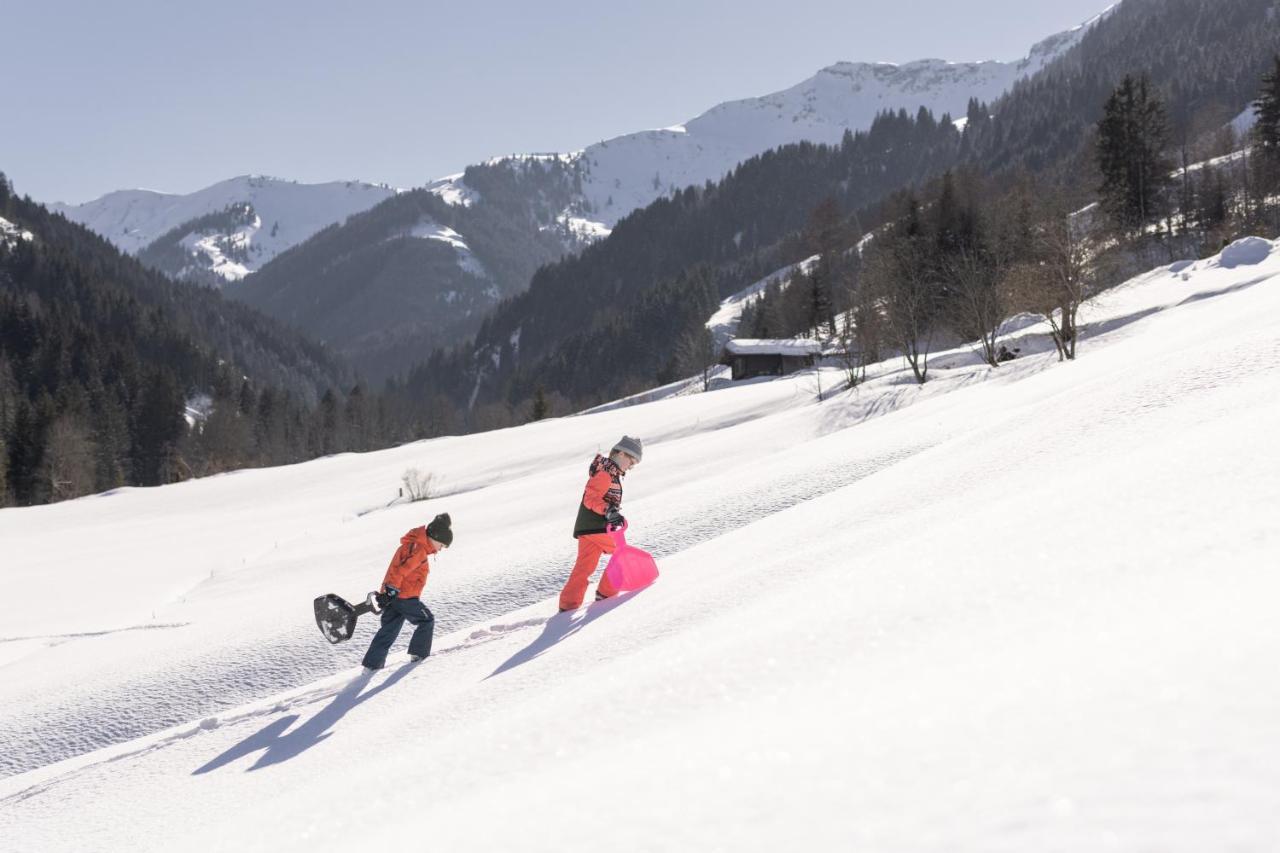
[{"x1": 2, "y1": 237, "x2": 1280, "y2": 850}]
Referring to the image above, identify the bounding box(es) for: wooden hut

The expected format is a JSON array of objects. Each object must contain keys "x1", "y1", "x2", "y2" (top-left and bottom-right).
[{"x1": 719, "y1": 338, "x2": 822, "y2": 381}]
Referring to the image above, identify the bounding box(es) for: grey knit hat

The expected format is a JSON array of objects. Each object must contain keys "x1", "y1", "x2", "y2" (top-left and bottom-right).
[{"x1": 611, "y1": 435, "x2": 643, "y2": 464}]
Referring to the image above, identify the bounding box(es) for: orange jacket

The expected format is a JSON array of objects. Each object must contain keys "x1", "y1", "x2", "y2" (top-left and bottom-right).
[
  {"x1": 573, "y1": 455, "x2": 624, "y2": 538},
  {"x1": 380, "y1": 526, "x2": 439, "y2": 599},
  {"x1": 583, "y1": 468, "x2": 616, "y2": 514}
]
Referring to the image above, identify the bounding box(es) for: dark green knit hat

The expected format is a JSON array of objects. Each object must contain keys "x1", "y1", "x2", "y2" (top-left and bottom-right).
[{"x1": 426, "y1": 512, "x2": 453, "y2": 547}]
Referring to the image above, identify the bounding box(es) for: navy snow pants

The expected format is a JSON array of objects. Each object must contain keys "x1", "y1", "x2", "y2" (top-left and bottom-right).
[{"x1": 361, "y1": 597, "x2": 435, "y2": 669}]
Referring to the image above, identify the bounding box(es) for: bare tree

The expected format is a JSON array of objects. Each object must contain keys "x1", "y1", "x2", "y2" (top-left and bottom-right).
[
  {"x1": 401, "y1": 468, "x2": 436, "y2": 502},
  {"x1": 469, "y1": 402, "x2": 515, "y2": 433},
  {"x1": 673, "y1": 326, "x2": 718, "y2": 391},
  {"x1": 836, "y1": 278, "x2": 885, "y2": 388},
  {"x1": 864, "y1": 228, "x2": 941, "y2": 384},
  {"x1": 944, "y1": 247, "x2": 1008, "y2": 368},
  {"x1": 1005, "y1": 197, "x2": 1094, "y2": 362},
  {"x1": 42, "y1": 416, "x2": 97, "y2": 501},
  {"x1": 196, "y1": 401, "x2": 253, "y2": 475}
]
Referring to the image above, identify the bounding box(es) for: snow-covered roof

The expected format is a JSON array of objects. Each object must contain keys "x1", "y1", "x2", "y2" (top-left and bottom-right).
[{"x1": 723, "y1": 338, "x2": 822, "y2": 357}]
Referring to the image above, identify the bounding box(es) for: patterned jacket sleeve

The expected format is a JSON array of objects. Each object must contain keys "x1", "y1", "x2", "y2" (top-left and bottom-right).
[{"x1": 582, "y1": 470, "x2": 615, "y2": 514}]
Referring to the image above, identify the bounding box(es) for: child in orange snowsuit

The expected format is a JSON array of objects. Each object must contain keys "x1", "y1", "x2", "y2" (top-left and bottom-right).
[
  {"x1": 558, "y1": 436, "x2": 642, "y2": 612},
  {"x1": 362, "y1": 513, "x2": 452, "y2": 669}
]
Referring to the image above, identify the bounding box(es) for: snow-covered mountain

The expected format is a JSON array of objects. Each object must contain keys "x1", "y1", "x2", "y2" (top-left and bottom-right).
[
  {"x1": 51, "y1": 8, "x2": 1108, "y2": 290},
  {"x1": 429, "y1": 7, "x2": 1112, "y2": 237},
  {"x1": 2, "y1": 234, "x2": 1279, "y2": 850},
  {"x1": 213, "y1": 7, "x2": 1113, "y2": 379},
  {"x1": 49, "y1": 175, "x2": 397, "y2": 283}
]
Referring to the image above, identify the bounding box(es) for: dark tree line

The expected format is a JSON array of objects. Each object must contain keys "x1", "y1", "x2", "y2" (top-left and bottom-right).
[{"x1": 0, "y1": 177, "x2": 461, "y2": 507}]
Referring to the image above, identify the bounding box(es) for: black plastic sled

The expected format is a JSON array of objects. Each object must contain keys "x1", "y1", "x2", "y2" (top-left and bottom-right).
[{"x1": 313, "y1": 592, "x2": 380, "y2": 644}]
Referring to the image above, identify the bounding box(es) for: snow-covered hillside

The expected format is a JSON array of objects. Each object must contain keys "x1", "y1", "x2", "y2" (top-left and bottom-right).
[
  {"x1": 50, "y1": 175, "x2": 397, "y2": 281},
  {"x1": 2, "y1": 233, "x2": 1279, "y2": 851},
  {"x1": 0, "y1": 215, "x2": 34, "y2": 249},
  {"x1": 430, "y1": 7, "x2": 1112, "y2": 236}
]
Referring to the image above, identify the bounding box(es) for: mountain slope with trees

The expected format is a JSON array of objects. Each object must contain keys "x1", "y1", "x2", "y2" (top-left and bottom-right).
[
  {"x1": 397, "y1": 0, "x2": 1280, "y2": 418},
  {"x1": 222, "y1": 12, "x2": 1104, "y2": 383},
  {"x1": 0, "y1": 176, "x2": 370, "y2": 505},
  {"x1": 225, "y1": 159, "x2": 579, "y2": 381}
]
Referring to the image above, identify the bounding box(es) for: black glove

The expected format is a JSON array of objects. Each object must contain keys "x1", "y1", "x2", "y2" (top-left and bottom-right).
[
  {"x1": 605, "y1": 507, "x2": 625, "y2": 528},
  {"x1": 383, "y1": 585, "x2": 400, "y2": 601}
]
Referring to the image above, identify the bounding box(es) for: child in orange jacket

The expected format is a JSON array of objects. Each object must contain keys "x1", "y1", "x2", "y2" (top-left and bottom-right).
[
  {"x1": 558, "y1": 436, "x2": 642, "y2": 612},
  {"x1": 362, "y1": 513, "x2": 453, "y2": 670}
]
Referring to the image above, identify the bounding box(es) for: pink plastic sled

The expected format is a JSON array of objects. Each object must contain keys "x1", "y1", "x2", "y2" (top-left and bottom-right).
[{"x1": 603, "y1": 521, "x2": 659, "y2": 591}]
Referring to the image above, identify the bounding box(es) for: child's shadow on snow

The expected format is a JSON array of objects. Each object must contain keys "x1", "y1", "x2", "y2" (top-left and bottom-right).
[
  {"x1": 487, "y1": 589, "x2": 645, "y2": 680},
  {"x1": 193, "y1": 663, "x2": 416, "y2": 775}
]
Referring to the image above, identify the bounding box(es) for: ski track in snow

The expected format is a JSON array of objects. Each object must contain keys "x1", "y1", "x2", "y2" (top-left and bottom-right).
[
  {"x1": 0, "y1": 263, "x2": 1243, "y2": 780},
  {"x1": 7, "y1": 236, "x2": 1280, "y2": 850},
  {"x1": 0, "y1": 432, "x2": 941, "y2": 778},
  {"x1": 3, "y1": 239, "x2": 1280, "y2": 850},
  {"x1": 1, "y1": 258, "x2": 1262, "y2": 781},
  {"x1": 0, "y1": 623, "x2": 190, "y2": 644},
  {"x1": 0, "y1": 616, "x2": 553, "y2": 807}
]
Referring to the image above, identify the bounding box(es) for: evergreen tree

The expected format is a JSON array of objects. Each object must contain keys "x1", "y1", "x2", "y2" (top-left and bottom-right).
[
  {"x1": 317, "y1": 389, "x2": 342, "y2": 455},
  {"x1": 1096, "y1": 75, "x2": 1175, "y2": 234},
  {"x1": 6, "y1": 399, "x2": 47, "y2": 505},
  {"x1": 131, "y1": 371, "x2": 185, "y2": 486},
  {"x1": 345, "y1": 384, "x2": 370, "y2": 451},
  {"x1": 803, "y1": 198, "x2": 844, "y2": 336},
  {"x1": 531, "y1": 386, "x2": 550, "y2": 421},
  {"x1": 1251, "y1": 55, "x2": 1280, "y2": 198}
]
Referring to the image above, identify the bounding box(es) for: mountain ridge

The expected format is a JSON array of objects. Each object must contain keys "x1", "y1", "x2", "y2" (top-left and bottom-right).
[{"x1": 49, "y1": 175, "x2": 397, "y2": 284}]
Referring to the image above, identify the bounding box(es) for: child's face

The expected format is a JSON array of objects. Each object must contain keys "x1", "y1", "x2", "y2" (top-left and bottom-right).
[
  {"x1": 615, "y1": 452, "x2": 638, "y2": 472},
  {"x1": 430, "y1": 538, "x2": 449, "y2": 552}
]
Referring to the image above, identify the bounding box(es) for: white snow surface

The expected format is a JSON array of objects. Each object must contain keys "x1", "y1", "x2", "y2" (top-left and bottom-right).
[
  {"x1": 723, "y1": 338, "x2": 823, "y2": 357},
  {"x1": 1233, "y1": 105, "x2": 1258, "y2": 136},
  {"x1": 425, "y1": 173, "x2": 479, "y2": 208},
  {"x1": 401, "y1": 219, "x2": 489, "y2": 278},
  {"x1": 49, "y1": 175, "x2": 397, "y2": 278},
  {"x1": 3, "y1": 235, "x2": 1280, "y2": 850},
  {"x1": 0, "y1": 215, "x2": 34, "y2": 248},
  {"x1": 177, "y1": 215, "x2": 257, "y2": 281}
]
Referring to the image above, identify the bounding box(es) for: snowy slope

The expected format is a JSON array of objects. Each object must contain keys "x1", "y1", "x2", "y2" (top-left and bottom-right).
[
  {"x1": 2, "y1": 234, "x2": 1280, "y2": 850},
  {"x1": 49, "y1": 175, "x2": 397, "y2": 280},
  {"x1": 0, "y1": 215, "x2": 34, "y2": 249},
  {"x1": 431, "y1": 8, "x2": 1111, "y2": 236},
  {"x1": 706, "y1": 254, "x2": 818, "y2": 345}
]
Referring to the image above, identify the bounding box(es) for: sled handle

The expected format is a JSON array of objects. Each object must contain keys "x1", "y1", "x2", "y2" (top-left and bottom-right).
[{"x1": 353, "y1": 592, "x2": 382, "y2": 617}]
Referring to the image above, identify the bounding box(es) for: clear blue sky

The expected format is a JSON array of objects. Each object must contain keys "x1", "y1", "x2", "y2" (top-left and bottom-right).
[{"x1": 4, "y1": 0, "x2": 1112, "y2": 204}]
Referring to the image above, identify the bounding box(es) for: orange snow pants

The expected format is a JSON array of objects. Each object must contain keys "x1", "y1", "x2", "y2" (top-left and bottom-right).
[{"x1": 558, "y1": 533, "x2": 618, "y2": 610}]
